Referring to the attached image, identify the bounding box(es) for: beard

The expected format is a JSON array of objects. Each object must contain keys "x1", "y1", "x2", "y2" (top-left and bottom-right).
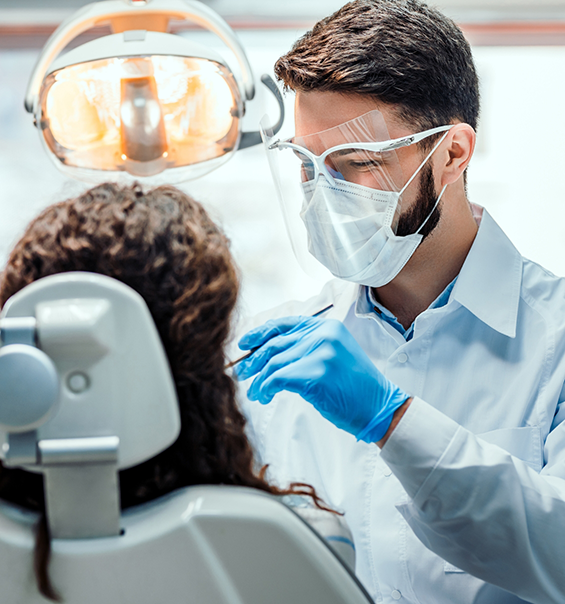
[{"x1": 395, "y1": 164, "x2": 441, "y2": 241}]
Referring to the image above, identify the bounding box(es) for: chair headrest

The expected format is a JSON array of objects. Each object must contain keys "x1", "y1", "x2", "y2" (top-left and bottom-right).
[{"x1": 0, "y1": 272, "x2": 180, "y2": 472}]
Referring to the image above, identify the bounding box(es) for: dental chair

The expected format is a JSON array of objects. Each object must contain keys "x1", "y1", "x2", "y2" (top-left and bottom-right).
[{"x1": 0, "y1": 272, "x2": 372, "y2": 604}]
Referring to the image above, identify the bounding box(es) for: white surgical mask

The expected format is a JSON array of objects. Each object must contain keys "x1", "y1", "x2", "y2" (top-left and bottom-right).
[{"x1": 299, "y1": 131, "x2": 449, "y2": 287}]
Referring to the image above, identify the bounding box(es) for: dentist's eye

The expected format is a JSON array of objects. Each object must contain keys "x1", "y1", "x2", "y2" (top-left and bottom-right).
[
  {"x1": 349, "y1": 159, "x2": 383, "y2": 170},
  {"x1": 328, "y1": 149, "x2": 386, "y2": 176}
]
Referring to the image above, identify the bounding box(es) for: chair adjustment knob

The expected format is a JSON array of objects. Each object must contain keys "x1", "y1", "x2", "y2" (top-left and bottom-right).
[{"x1": 0, "y1": 344, "x2": 59, "y2": 432}]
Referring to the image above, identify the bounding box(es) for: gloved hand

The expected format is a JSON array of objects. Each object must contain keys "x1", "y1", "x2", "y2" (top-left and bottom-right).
[{"x1": 235, "y1": 315, "x2": 410, "y2": 443}]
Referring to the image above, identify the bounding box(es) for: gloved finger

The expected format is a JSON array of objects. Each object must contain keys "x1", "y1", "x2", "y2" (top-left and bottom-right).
[
  {"x1": 251, "y1": 358, "x2": 319, "y2": 406},
  {"x1": 235, "y1": 328, "x2": 311, "y2": 381},
  {"x1": 238, "y1": 315, "x2": 308, "y2": 350},
  {"x1": 247, "y1": 339, "x2": 314, "y2": 402}
]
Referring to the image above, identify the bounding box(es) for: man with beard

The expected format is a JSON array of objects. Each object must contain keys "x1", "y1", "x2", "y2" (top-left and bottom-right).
[{"x1": 234, "y1": 1, "x2": 565, "y2": 603}]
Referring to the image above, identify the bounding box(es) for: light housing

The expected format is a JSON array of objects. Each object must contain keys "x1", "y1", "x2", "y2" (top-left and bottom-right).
[
  {"x1": 38, "y1": 31, "x2": 244, "y2": 181},
  {"x1": 25, "y1": 0, "x2": 284, "y2": 183}
]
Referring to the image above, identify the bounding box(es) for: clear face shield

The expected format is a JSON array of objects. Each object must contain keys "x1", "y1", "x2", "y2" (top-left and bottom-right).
[{"x1": 260, "y1": 109, "x2": 452, "y2": 284}]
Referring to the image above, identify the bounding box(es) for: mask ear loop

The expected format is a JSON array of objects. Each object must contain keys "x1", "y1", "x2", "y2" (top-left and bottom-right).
[
  {"x1": 394, "y1": 128, "x2": 451, "y2": 235},
  {"x1": 415, "y1": 184, "x2": 448, "y2": 235},
  {"x1": 397, "y1": 129, "x2": 451, "y2": 197}
]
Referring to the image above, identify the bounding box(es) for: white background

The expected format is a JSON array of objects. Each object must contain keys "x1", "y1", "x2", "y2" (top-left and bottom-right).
[{"x1": 2, "y1": 30, "x2": 565, "y2": 323}]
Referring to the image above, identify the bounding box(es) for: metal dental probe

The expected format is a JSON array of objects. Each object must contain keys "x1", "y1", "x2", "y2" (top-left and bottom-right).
[{"x1": 225, "y1": 304, "x2": 334, "y2": 370}]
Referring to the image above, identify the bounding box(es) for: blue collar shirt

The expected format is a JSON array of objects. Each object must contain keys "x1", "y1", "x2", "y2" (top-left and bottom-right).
[{"x1": 361, "y1": 277, "x2": 457, "y2": 341}]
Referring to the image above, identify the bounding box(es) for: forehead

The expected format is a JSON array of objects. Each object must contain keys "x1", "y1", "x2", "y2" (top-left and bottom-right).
[{"x1": 294, "y1": 90, "x2": 407, "y2": 139}]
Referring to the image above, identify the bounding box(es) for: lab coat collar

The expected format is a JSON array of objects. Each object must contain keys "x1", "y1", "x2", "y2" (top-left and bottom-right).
[
  {"x1": 450, "y1": 206, "x2": 522, "y2": 338},
  {"x1": 351, "y1": 206, "x2": 522, "y2": 339}
]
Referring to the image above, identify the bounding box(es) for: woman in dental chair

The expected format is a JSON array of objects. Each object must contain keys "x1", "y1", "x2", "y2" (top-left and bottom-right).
[{"x1": 0, "y1": 183, "x2": 354, "y2": 601}]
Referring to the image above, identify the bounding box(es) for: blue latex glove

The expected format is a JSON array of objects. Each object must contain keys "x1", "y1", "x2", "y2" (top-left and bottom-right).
[{"x1": 235, "y1": 315, "x2": 410, "y2": 443}]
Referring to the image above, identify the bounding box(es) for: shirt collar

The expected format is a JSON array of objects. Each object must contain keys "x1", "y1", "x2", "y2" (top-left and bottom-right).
[
  {"x1": 355, "y1": 285, "x2": 375, "y2": 317},
  {"x1": 356, "y1": 277, "x2": 457, "y2": 341},
  {"x1": 353, "y1": 205, "x2": 522, "y2": 339},
  {"x1": 451, "y1": 206, "x2": 522, "y2": 339}
]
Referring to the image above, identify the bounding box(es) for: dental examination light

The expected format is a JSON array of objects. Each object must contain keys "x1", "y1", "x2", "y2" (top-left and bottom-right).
[{"x1": 24, "y1": 0, "x2": 285, "y2": 182}]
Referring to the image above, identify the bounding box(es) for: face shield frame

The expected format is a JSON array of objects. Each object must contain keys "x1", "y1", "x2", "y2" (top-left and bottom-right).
[
  {"x1": 269, "y1": 124, "x2": 453, "y2": 188},
  {"x1": 25, "y1": 0, "x2": 285, "y2": 182}
]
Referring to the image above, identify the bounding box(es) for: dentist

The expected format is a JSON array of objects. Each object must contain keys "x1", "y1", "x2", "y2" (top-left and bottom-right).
[{"x1": 236, "y1": 1, "x2": 565, "y2": 603}]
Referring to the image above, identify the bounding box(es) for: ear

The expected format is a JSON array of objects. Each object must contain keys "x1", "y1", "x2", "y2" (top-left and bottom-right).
[{"x1": 436, "y1": 123, "x2": 476, "y2": 187}]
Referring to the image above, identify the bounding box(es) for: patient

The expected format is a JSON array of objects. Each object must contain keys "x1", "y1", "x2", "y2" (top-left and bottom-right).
[{"x1": 0, "y1": 183, "x2": 352, "y2": 601}]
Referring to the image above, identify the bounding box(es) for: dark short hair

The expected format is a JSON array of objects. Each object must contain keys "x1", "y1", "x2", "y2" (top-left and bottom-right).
[{"x1": 275, "y1": 0, "x2": 480, "y2": 134}]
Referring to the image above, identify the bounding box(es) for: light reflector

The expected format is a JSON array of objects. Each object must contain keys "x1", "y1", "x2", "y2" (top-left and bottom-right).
[{"x1": 39, "y1": 54, "x2": 242, "y2": 179}]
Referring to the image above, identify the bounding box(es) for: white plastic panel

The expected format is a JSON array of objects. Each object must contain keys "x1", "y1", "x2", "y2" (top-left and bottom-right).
[
  {"x1": 0, "y1": 272, "x2": 180, "y2": 470},
  {"x1": 0, "y1": 485, "x2": 371, "y2": 604}
]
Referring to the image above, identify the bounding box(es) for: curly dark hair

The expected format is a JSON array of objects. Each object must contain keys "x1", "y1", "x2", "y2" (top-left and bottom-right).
[{"x1": 0, "y1": 183, "x2": 324, "y2": 601}]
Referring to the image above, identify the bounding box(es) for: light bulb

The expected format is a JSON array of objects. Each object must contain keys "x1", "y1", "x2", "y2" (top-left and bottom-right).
[{"x1": 119, "y1": 59, "x2": 168, "y2": 170}]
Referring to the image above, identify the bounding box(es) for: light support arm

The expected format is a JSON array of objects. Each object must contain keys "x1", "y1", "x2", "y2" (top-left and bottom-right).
[
  {"x1": 25, "y1": 0, "x2": 256, "y2": 114},
  {"x1": 240, "y1": 74, "x2": 286, "y2": 150}
]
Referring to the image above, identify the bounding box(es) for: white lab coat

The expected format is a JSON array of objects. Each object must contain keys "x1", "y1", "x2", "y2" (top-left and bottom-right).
[{"x1": 236, "y1": 207, "x2": 565, "y2": 604}]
